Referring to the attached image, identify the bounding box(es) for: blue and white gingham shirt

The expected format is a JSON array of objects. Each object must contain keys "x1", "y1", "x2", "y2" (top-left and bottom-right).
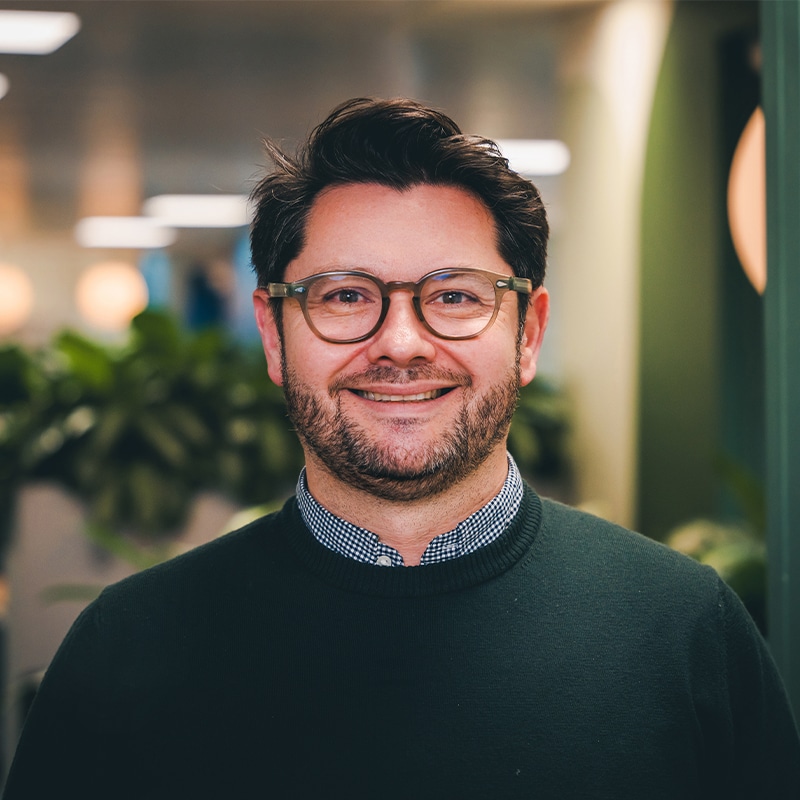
[{"x1": 296, "y1": 454, "x2": 523, "y2": 567}]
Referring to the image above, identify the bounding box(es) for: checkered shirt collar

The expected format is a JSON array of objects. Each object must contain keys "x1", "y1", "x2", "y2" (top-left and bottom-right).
[{"x1": 296, "y1": 454, "x2": 523, "y2": 567}]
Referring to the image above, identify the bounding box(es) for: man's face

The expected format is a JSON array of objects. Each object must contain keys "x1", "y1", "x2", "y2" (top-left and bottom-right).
[{"x1": 254, "y1": 183, "x2": 548, "y2": 501}]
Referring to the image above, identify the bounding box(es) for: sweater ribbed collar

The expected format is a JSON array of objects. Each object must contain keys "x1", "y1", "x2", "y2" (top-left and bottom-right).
[{"x1": 277, "y1": 483, "x2": 544, "y2": 598}]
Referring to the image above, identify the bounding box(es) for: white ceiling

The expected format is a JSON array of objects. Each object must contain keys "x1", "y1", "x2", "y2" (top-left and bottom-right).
[{"x1": 0, "y1": 0, "x2": 599, "y2": 233}]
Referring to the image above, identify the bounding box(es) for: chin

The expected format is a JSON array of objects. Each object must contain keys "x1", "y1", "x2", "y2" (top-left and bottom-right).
[{"x1": 326, "y1": 438, "x2": 497, "y2": 501}]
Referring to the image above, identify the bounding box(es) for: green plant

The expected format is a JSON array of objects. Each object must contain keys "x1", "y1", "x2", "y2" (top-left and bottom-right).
[
  {"x1": 508, "y1": 376, "x2": 569, "y2": 480},
  {"x1": 0, "y1": 311, "x2": 303, "y2": 559}
]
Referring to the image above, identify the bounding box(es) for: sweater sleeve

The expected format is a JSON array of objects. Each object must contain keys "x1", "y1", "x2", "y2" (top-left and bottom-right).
[
  {"x1": 715, "y1": 577, "x2": 800, "y2": 797},
  {"x1": 2, "y1": 598, "x2": 116, "y2": 798}
]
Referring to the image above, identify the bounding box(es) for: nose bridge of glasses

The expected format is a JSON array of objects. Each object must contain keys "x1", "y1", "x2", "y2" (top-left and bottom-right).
[
  {"x1": 377, "y1": 279, "x2": 425, "y2": 320},
  {"x1": 377, "y1": 280, "x2": 426, "y2": 331},
  {"x1": 383, "y1": 279, "x2": 421, "y2": 296},
  {"x1": 360, "y1": 278, "x2": 430, "y2": 335}
]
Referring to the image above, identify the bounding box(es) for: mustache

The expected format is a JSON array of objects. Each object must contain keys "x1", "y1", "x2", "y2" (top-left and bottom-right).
[{"x1": 329, "y1": 365, "x2": 472, "y2": 392}]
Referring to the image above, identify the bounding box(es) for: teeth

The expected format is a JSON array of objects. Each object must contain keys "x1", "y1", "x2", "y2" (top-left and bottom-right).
[{"x1": 354, "y1": 389, "x2": 445, "y2": 402}]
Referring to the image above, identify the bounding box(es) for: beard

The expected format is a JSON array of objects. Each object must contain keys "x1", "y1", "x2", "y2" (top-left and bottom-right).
[{"x1": 281, "y1": 360, "x2": 521, "y2": 502}]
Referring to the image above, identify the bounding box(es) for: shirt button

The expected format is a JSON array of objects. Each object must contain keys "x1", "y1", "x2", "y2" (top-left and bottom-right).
[{"x1": 376, "y1": 555, "x2": 392, "y2": 567}]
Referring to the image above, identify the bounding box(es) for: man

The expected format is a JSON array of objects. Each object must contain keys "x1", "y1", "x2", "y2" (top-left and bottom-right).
[{"x1": 4, "y1": 98, "x2": 799, "y2": 798}]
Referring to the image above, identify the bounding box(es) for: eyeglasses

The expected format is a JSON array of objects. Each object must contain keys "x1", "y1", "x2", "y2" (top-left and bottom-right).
[{"x1": 263, "y1": 268, "x2": 532, "y2": 344}]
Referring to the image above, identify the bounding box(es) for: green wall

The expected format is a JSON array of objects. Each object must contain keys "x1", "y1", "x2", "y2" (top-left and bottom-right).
[
  {"x1": 638, "y1": 0, "x2": 760, "y2": 539},
  {"x1": 762, "y1": 0, "x2": 800, "y2": 717}
]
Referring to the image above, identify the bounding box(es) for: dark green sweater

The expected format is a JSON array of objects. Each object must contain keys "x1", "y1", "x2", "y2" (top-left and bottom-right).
[{"x1": 4, "y1": 487, "x2": 799, "y2": 798}]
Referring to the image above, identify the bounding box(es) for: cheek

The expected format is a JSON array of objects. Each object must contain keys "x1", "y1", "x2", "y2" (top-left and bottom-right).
[
  {"x1": 459, "y1": 335, "x2": 519, "y2": 383},
  {"x1": 283, "y1": 336, "x2": 359, "y2": 391}
]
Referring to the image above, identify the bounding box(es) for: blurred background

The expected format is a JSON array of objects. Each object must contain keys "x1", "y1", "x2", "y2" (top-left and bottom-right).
[{"x1": 0, "y1": 0, "x2": 773, "y2": 774}]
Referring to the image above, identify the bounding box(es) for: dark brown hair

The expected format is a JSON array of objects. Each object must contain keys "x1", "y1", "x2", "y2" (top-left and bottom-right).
[{"x1": 250, "y1": 97, "x2": 548, "y2": 324}]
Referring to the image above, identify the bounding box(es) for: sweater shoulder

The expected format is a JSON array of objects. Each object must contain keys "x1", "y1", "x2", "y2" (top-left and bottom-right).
[
  {"x1": 537, "y1": 496, "x2": 721, "y2": 600},
  {"x1": 95, "y1": 498, "x2": 299, "y2": 612}
]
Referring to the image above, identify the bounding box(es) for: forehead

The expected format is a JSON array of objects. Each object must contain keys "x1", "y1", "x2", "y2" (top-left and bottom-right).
[{"x1": 285, "y1": 182, "x2": 510, "y2": 282}]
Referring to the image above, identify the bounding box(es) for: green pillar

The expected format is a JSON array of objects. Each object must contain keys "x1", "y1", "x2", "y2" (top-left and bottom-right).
[{"x1": 762, "y1": 0, "x2": 800, "y2": 718}]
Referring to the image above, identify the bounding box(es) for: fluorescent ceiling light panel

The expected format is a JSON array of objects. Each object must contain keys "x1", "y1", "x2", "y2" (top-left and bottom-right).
[
  {"x1": 496, "y1": 140, "x2": 571, "y2": 177},
  {"x1": 143, "y1": 194, "x2": 251, "y2": 228},
  {"x1": 0, "y1": 73, "x2": 8, "y2": 101},
  {"x1": 75, "y1": 217, "x2": 177, "y2": 249},
  {"x1": 0, "y1": 11, "x2": 81, "y2": 54}
]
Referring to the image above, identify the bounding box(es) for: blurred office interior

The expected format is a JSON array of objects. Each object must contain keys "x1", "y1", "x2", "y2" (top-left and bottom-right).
[{"x1": 2, "y1": 0, "x2": 796, "y2": 770}]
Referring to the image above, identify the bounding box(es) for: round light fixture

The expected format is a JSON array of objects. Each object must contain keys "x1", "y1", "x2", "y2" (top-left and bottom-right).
[
  {"x1": 727, "y1": 107, "x2": 766, "y2": 294},
  {"x1": 0, "y1": 262, "x2": 34, "y2": 335},
  {"x1": 75, "y1": 261, "x2": 148, "y2": 331}
]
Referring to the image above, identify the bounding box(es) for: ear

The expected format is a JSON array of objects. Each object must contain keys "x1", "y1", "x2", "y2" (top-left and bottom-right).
[
  {"x1": 252, "y1": 289, "x2": 285, "y2": 387},
  {"x1": 518, "y1": 287, "x2": 549, "y2": 387}
]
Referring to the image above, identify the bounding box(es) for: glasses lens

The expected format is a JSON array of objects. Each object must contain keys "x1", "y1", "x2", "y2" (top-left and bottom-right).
[
  {"x1": 420, "y1": 271, "x2": 497, "y2": 337},
  {"x1": 305, "y1": 274, "x2": 383, "y2": 341}
]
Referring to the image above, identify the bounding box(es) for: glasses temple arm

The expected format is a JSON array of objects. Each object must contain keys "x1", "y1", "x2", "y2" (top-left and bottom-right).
[
  {"x1": 266, "y1": 283, "x2": 298, "y2": 298},
  {"x1": 499, "y1": 277, "x2": 533, "y2": 294}
]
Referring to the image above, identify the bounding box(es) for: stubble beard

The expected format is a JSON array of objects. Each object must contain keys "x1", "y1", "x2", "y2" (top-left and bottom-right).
[{"x1": 281, "y1": 360, "x2": 521, "y2": 502}]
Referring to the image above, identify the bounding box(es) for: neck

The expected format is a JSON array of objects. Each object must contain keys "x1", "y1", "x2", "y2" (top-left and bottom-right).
[{"x1": 302, "y1": 447, "x2": 510, "y2": 566}]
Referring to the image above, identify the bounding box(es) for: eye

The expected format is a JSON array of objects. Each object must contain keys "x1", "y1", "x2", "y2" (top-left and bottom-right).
[
  {"x1": 428, "y1": 289, "x2": 482, "y2": 307},
  {"x1": 312, "y1": 280, "x2": 380, "y2": 312},
  {"x1": 327, "y1": 288, "x2": 368, "y2": 305},
  {"x1": 437, "y1": 290, "x2": 478, "y2": 305},
  {"x1": 422, "y1": 272, "x2": 495, "y2": 312}
]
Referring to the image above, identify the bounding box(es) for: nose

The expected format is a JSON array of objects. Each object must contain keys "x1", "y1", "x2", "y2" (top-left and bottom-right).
[{"x1": 365, "y1": 290, "x2": 437, "y2": 366}]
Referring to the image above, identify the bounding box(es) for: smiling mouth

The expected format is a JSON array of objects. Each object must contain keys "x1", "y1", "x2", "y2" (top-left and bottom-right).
[{"x1": 351, "y1": 388, "x2": 451, "y2": 403}]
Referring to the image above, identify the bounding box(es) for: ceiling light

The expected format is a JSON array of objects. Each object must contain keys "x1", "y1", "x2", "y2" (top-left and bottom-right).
[
  {"x1": 75, "y1": 217, "x2": 177, "y2": 249},
  {"x1": 142, "y1": 194, "x2": 250, "y2": 228},
  {"x1": 0, "y1": 10, "x2": 80, "y2": 55},
  {"x1": 496, "y1": 140, "x2": 571, "y2": 177},
  {"x1": 0, "y1": 73, "x2": 8, "y2": 100}
]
